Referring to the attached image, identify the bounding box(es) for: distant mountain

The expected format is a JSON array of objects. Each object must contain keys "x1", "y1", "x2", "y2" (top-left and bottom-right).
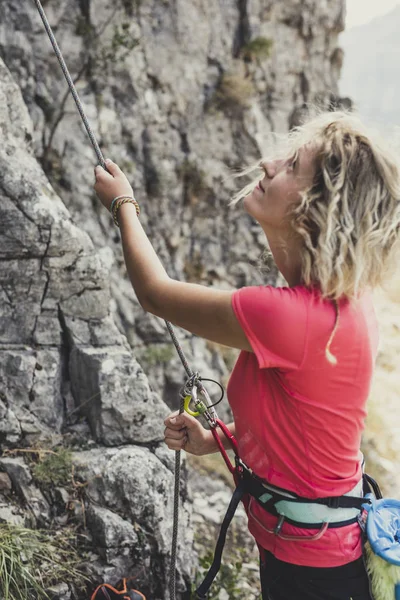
[{"x1": 340, "y1": 4, "x2": 400, "y2": 130}]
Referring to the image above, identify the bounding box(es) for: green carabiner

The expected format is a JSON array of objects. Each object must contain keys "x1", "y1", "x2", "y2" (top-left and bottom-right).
[{"x1": 184, "y1": 394, "x2": 201, "y2": 417}]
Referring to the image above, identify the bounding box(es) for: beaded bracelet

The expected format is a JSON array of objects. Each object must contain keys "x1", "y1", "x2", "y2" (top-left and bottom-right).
[{"x1": 111, "y1": 196, "x2": 140, "y2": 227}]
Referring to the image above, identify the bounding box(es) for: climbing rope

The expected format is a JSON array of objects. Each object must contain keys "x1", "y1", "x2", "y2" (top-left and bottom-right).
[
  {"x1": 33, "y1": 0, "x2": 106, "y2": 170},
  {"x1": 32, "y1": 1, "x2": 218, "y2": 597}
]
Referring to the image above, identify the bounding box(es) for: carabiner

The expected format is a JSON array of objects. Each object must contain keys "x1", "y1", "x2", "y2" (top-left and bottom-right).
[
  {"x1": 184, "y1": 394, "x2": 201, "y2": 417},
  {"x1": 183, "y1": 385, "x2": 208, "y2": 418}
]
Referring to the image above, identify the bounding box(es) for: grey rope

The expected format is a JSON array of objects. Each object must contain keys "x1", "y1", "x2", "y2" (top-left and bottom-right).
[
  {"x1": 165, "y1": 320, "x2": 193, "y2": 378},
  {"x1": 169, "y1": 396, "x2": 185, "y2": 599},
  {"x1": 32, "y1": 1, "x2": 195, "y2": 597},
  {"x1": 33, "y1": 0, "x2": 106, "y2": 170}
]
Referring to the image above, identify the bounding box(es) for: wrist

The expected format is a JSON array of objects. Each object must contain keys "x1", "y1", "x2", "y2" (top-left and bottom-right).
[
  {"x1": 200, "y1": 429, "x2": 220, "y2": 456},
  {"x1": 118, "y1": 201, "x2": 138, "y2": 218},
  {"x1": 112, "y1": 196, "x2": 140, "y2": 226}
]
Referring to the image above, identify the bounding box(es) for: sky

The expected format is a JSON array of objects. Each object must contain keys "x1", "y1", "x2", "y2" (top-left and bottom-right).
[{"x1": 346, "y1": 0, "x2": 400, "y2": 28}]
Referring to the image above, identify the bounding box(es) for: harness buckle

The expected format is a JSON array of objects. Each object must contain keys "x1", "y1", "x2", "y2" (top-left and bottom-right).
[
  {"x1": 274, "y1": 515, "x2": 285, "y2": 535},
  {"x1": 327, "y1": 496, "x2": 341, "y2": 509},
  {"x1": 235, "y1": 456, "x2": 252, "y2": 477}
]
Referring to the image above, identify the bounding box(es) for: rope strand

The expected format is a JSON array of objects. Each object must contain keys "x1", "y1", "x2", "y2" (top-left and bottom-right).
[{"x1": 33, "y1": 0, "x2": 106, "y2": 169}]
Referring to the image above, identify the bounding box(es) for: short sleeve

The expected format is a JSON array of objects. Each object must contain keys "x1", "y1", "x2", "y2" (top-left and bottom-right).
[{"x1": 231, "y1": 286, "x2": 308, "y2": 370}]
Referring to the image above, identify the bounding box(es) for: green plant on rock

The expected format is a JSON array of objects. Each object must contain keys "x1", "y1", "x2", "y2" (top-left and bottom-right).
[
  {"x1": 0, "y1": 524, "x2": 87, "y2": 600},
  {"x1": 138, "y1": 344, "x2": 176, "y2": 367},
  {"x1": 99, "y1": 22, "x2": 140, "y2": 65},
  {"x1": 32, "y1": 447, "x2": 73, "y2": 487},
  {"x1": 193, "y1": 548, "x2": 247, "y2": 599},
  {"x1": 242, "y1": 37, "x2": 273, "y2": 61}
]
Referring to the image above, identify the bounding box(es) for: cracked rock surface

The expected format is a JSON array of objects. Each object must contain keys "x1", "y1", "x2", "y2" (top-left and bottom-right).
[{"x1": 0, "y1": 58, "x2": 191, "y2": 599}]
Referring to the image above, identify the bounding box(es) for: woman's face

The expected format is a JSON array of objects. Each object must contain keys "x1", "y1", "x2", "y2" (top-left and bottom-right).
[{"x1": 244, "y1": 144, "x2": 317, "y2": 231}]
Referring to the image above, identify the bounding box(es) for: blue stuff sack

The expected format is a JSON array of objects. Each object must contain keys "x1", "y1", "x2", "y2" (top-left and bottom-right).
[{"x1": 363, "y1": 494, "x2": 400, "y2": 600}]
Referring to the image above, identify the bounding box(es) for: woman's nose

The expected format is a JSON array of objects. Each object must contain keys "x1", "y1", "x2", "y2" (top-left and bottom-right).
[{"x1": 262, "y1": 160, "x2": 278, "y2": 179}]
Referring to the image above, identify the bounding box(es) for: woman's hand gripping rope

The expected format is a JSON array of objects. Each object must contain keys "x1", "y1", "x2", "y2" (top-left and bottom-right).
[
  {"x1": 94, "y1": 159, "x2": 134, "y2": 209},
  {"x1": 163, "y1": 412, "x2": 217, "y2": 456}
]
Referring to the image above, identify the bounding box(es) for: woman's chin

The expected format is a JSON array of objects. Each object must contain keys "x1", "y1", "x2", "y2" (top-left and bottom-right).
[{"x1": 243, "y1": 192, "x2": 254, "y2": 215}]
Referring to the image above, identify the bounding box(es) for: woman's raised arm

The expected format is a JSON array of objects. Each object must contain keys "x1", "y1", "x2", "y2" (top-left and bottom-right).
[{"x1": 94, "y1": 159, "x2": 252, "y2": 353}]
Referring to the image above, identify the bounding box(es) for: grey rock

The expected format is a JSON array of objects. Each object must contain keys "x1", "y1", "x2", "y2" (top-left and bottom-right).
[
  {"x1": 87, "y1": 505, "x2": 139, "y2": 566},
  {"x1": 0, "y1": 502, "x2": 25, "y2": 526},
  {"x1": 0, "y1": 457, "x2": 50, "y2": 523},
  {"x1": 0, "y1": 472, "x2": 12, "y2": 493},
  {"x1": 47, "y1": 582, "x2": 71, "y2": 600},
  {"x1": 68, "y1": 346, "x2": 168, "y2": 445},
  {"x1": 0, "y1": 53, "x2": 192, "y2": 595},
  {"x1": 75, "y1": 446, "x2": 193, "y2": 598},
  {"x1": 0, "y1": 398, "x2": 21, "y2": 445},
  {"x1": 0, "y1": 457, "x2": 33, "y2": 498}
]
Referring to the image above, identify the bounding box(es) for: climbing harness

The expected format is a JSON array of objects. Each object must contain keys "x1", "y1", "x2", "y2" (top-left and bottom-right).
[
  {"x1": 193, "y1": 431, "x2": 400, "y2": 600},
  {"x1": 31, "y1": 3, "x2": 400, "y2": 600},
  {"x1": 192, "y1": 434, "x2": 371, "y2": 598}
]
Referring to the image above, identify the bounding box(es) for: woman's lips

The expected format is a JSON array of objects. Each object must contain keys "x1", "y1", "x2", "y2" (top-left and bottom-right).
[{"x1": 257, "y1": 180, "x2": 265, "y2": 192}]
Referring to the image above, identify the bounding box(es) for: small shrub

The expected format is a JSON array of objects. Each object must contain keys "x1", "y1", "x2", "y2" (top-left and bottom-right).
[
  {"x1": 187, "y1": 454, "x2": 235, "y2": 488},
  {"x1": 193, "y1": 548, "x2": 247, "y2": 599},
  {"x1": 0, "y1": 524, "x2": 87, "y2": 600},
  {"x1": 99, "y1": 23, "x2": 140, "y2": 65},
  {"x1": 32, "y1": 448, "x2": 73, "y2": 487},
  {"x1": 214, "y1": 73, "x2": 255, "y2": 114},
  {"x1": 242, "y1": 37, "x2": 273, "y2": 61}
]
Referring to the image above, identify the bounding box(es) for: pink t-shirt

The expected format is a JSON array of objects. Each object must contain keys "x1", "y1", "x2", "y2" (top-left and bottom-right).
[{"x1": 228, "y1": 284, "x2": 379, "y2": 567}]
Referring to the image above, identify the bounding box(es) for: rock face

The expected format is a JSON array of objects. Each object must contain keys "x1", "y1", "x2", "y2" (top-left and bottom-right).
[
  {"x1": 0, "y1": 58, "x2": 191, "y2": 599},
  {"x1": 0, "y1": 1, "x2": 347, "y2": 598}
]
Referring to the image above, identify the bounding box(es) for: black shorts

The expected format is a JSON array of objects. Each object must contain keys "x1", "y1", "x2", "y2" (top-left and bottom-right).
[{"x1": 260, "y1": 551, "x2": 373, "y2": 600}]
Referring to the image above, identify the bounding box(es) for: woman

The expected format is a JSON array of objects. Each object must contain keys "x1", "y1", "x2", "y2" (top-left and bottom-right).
[{"x1": 94, "y1": 111, "x2": 400, "y2": 600}]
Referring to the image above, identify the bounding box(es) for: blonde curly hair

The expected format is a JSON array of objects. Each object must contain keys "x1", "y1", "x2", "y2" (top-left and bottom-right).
[
  {"x1": 232, "y1": 111, "x2": 400, "y2": 364},
  {"x1": 233, "y1": 111, "x2": 400, "y2": 301}
]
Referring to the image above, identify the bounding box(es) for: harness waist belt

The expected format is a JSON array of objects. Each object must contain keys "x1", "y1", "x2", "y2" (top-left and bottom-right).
[
  {"x1": 239, "y1": 462, "x2": 365, "y2": 527},
  {"x1": 258, "y1": 478, "x2": 363, "y2": 525}
]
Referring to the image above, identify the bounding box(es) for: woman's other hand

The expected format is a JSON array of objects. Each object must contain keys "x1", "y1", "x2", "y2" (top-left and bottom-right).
[
  {"x1": 94, "y1": 159, "x2": 134, "y2": 210},
  {"x1": 164, "y1": 412, "x2": 215, "y2": 456}
]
